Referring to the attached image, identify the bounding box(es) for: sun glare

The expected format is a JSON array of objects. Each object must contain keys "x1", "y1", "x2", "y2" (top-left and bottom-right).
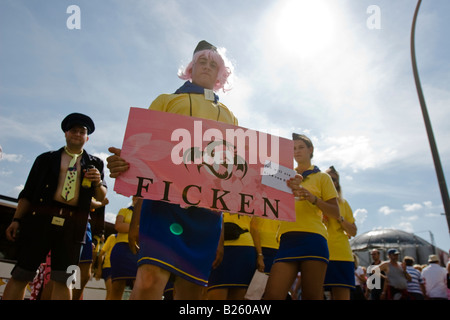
[{"x1": 273, "y1": 0, "x2": 337, "y2": 59}]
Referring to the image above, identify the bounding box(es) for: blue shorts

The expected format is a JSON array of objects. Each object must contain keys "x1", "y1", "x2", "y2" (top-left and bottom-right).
[
  {"x1": 324, "y1": 260, "x2": 355, "y2": 289},
  {"x1": 110, "y1": 242, "x2": 138, "y2": 282},
  {"x1": 101, "y1": 267, "x2": 111, "y2": 281},
  {"x1": 262, "y1": 247, "x2": 278, "y2": 274},
  {"x1": 274, "y1": 232, "x2": 329, "y2": 264},
  {"x1": 137, "y1": 200, "x2": 222, "y2": 287},
  {"x1": 79, "y1": 222, "x2": 93, "y2": 263},
  {"x1": 208, "y1": 245, "x2": 256, "y2": 290}
]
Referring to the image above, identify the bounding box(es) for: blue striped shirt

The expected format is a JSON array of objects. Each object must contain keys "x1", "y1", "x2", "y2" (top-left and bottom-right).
[{"x1": 406, "y1": 266, "x2": 424, "y2": 294}]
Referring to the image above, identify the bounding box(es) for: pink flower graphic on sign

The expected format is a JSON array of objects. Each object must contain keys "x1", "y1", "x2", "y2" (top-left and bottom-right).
[{"x1": 119, "y1": 132, "x2": 174, "y2": 185}]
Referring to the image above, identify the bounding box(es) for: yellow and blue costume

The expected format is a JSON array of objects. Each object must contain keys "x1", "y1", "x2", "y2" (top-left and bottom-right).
[
  {"x1": 208, "y1": 213, "x2": 256, "y2": 290},
  {"x1": 100, "y1": 234, "x2": 117, "y2": 281},
  {"x1": 256, "y1": 217, "x2": 280, "y2": 274},
  {"x1": 323, "y1": 199, "x2": 356, "y2": 289},
  {"x1": 137, "y1": 82, "x2": 238, "y2": 286},
  {"x1": 275, "y1": 166, "x2": 337, "y2": 264},
  {"x1": 110, "y1": 206, "x2": 138, "y2": 282}
]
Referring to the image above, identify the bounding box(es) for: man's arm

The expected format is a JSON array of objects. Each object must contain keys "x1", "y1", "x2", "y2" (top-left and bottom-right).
[{"x1": 5, "y1": 198, "x2": 31, "y2": 242}]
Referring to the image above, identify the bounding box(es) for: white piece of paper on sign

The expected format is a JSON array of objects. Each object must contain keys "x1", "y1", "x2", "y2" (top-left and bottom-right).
[{"x1": 261, "y1": 161, "x2": 297, "y2": 193}]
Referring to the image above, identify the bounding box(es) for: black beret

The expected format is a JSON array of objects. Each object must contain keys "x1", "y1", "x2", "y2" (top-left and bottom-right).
[
  {"x1": 61, "y1": 113, "x2": 95, "y2": 135},
  {"x1": 193, "y1": 40, "x2": 217, "y2": 55}
]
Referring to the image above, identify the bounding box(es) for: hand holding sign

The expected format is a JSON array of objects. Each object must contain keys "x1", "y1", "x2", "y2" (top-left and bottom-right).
[{"x1": 106, "y1": 147, "x2": 129, "y2": 178}]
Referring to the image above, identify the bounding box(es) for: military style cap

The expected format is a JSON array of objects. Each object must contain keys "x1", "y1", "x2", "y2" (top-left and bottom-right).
[
  {"x1": 61, "y1": 113, "x2": 95, "y2": 135},
  {"x1": 194, "y1": 40, "x2": 217, "y2": 55}
]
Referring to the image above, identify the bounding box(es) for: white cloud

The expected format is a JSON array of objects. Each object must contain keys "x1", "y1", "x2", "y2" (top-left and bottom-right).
[
  {"x1": 354, "y1": 208, "x2": 368, "y2": 225},
  {"x1": 403, "y1": 203, "x2": 423, "y2": 212},
  {"x1": 379, "y1": 206, "x2": 396, "y2": 215},
  {"x1": 401, "y1": 215, "x2": 419, "y2": 221},
  {"x1": 0, "y1": 115, "x2": 57, "y2": 150},
  {"x1": 0, "y1": 153, "x2": 23, "y2": 163},
  {"x1": 315, "y1": 135, "x2": 397, "y2": 172},
  {"x1": 398, "y1": 221, "x2": 414, "y2": 233},
  {"x1": 423, "y1": 201, "x2": 433, "y2": 208}
]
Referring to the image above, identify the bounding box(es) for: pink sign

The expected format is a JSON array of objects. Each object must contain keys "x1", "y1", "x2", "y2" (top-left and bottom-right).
[{"x1": 114, "y1": 107, "x2": 295, "y2": 221}]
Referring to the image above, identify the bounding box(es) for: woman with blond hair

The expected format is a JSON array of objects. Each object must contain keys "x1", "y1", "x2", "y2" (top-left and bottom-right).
[
  {"x1": 264, "y1": 133, "x2": 340, "y2": 300},
  {"x1": 323, "y1": 166, "x2": 357, "y2": 300}
]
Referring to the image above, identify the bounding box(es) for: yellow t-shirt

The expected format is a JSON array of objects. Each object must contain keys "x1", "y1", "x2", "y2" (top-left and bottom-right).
[
  {"x1": 115, "y1": 207, "x2": 133, "y2": 243},
  {"x1": 325, "y1": 199, "x2": 355, "y2": 261},
  {"x1": 255, "y1": 217, "x2": 280, "y2": 249},
  {"x1": 279, "y1": 165, "x2": 338, "y2": 239},
  {"x1": 223, "y1": 212, "x2": 254, "y2": 247},
  {"x1": 101, "y1": 234, "x2": 117, "y2": 269},
  {"x1": 149, "y1": 93, "x2": 238, "y2": 125}
]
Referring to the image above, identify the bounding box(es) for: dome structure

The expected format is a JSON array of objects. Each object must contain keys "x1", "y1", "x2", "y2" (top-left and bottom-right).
[{"x1": 350, "y1": 229, "x2": 448, "y2": 267}]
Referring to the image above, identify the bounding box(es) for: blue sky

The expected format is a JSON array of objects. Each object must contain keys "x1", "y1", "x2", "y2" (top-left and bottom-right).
[{"x1": 1, "y1": 0, "x2": 449, "y2": 251}]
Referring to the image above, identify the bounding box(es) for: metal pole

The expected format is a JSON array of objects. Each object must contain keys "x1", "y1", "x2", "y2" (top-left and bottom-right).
[{"x1": 410, "y1": 0, "x2": 450, "y2": 233}]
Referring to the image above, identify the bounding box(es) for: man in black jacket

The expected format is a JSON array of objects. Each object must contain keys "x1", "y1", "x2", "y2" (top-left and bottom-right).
[{"x1": 3, "y1": 113, "x2": 107, "y2": 300}]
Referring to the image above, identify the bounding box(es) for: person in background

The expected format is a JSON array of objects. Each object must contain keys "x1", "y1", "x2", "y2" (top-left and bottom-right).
[
  {"x1": 403, "y1": 256, "x2": 425, "y2": 300},
  {"x1": 380, "y1": 249, "x2": 411, "y2": 300},
  {"x1": 95, "y1": 233, "x2": 117, "y2": 300},
  {"x1": 367, "y1": 249, "x2": 386, "y2": 300},
  {"x1": 109, "y1": 197, "x2": 139, "y2": 300},
  {"x1": 91, "y1": 197, "x2": 109, "y2": 271},
  {"x1": 254, "y1": 217, "x2": 280, "y2": 282},
  {"x1": 72, "y1": 197, "x2": 106, "y2": 300},
  {"x1": 3, "y1": 113, "x2": 107, "y2": 300},
  {"x1": 72, "y1": 221, "x2": 93, "y2": 300},
  {"x1": 421, "y1": 254, "x2": 448, "y2": 300},
  {"x1": 353, "y1": 254, "x2": 367, "y2": 300},
  {"x1": 207, "y1": 214, "x2": 262, "y2": 300},
  {"x1": 323, "y1": 166, "x2": 357, "y2": 300},
  {"x1": 245, "y1": 216, "x2": 280, "y2": 300},
  {"x1": 264, "y1": 133, "x2": 340, "y2": 300}
]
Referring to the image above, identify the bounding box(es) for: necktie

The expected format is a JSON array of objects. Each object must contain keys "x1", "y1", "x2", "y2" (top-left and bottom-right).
[{"x1": 62, "y1": 146, "x2": 83, "y2": 201}]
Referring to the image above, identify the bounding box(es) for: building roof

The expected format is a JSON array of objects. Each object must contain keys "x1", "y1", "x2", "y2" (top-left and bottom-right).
[
  {"x1": 350, "y1": 228, "x2": 433, "y2": 251},
  {"x1": 350, "y1": 228, "x2": 449, "y2": 266}
]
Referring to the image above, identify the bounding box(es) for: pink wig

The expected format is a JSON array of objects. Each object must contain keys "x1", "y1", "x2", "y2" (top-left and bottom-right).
[{"x1": 178, "y1": 48, "x2": 233, "y2": 92}]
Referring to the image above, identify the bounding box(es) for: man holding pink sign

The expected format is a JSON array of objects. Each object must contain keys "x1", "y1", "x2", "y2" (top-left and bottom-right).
[{"x1": 107, "y1": 41, "x2": 295, "y2": 300}]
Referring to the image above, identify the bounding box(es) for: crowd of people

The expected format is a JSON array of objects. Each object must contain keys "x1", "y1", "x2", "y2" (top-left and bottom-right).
[
  {"x1": 2, "y1": 40, "x2": 449, "y2": 301},
  {"x1": 351, "y1": 248, "x2": 449, "y2": 300}
]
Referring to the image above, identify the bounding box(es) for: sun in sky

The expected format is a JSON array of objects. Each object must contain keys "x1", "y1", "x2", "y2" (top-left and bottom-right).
[{"x1": 272, "y1": 0, "x2": 338, "y2": 60}]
